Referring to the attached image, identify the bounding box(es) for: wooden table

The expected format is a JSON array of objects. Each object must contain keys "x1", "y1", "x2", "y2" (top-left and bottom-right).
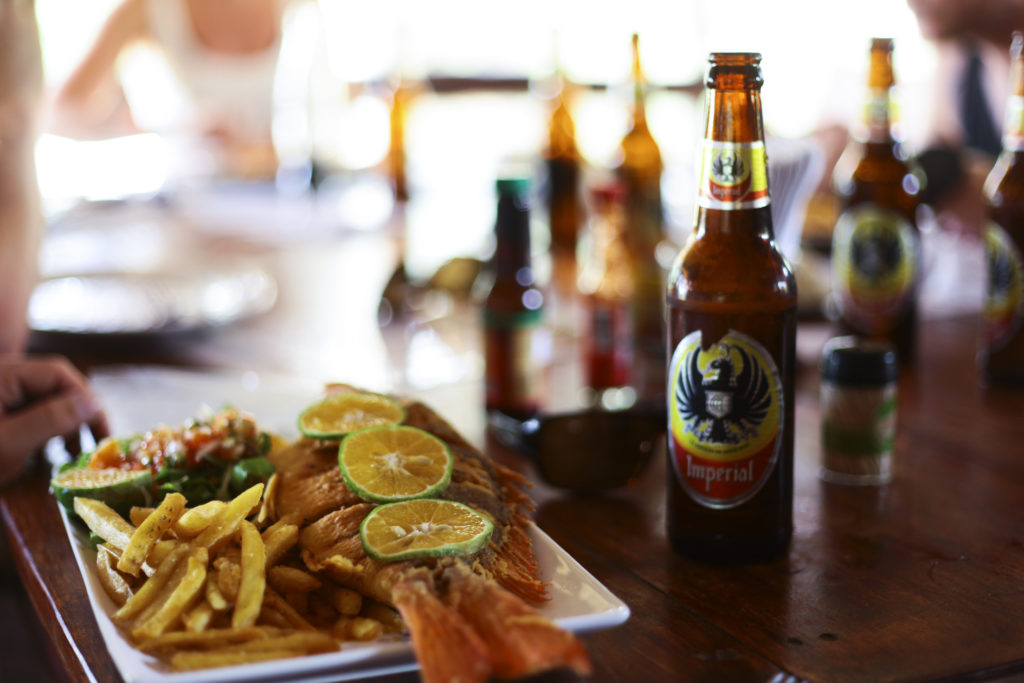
[{"x1": 3, "y1": 195, "x2": 1024, "y2": 682}]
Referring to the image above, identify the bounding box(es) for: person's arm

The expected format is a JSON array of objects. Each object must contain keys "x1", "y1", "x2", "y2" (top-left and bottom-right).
[
  {"x1": 48, "y1": 0, "x2": 147, "y2": 139},
  {"x1": 0, "y1": 356, "x2": 109, "y2": 488},
  {"x1": 0, "y1": 0, "x2": 44, "y2": 353}
]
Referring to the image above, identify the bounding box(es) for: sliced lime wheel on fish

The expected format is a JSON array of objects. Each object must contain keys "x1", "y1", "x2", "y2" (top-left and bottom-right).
[
  {"x1": 298, "y1": 393, "x2": 405, "y2": 439},
  {"x1": 360, "y1": 498, "x2": 494, "y2": 562},
  {"x1": 339, "y1": 425, "x2": 452, "y2": 503}
]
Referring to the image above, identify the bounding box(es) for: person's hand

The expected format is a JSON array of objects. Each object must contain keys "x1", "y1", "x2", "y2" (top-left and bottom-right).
[{"x1": 0, "y1": 355, "x2": 109, "y2": 488}]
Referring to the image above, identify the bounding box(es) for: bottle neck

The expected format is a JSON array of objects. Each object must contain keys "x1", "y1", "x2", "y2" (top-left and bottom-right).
[
  {"x1": 632, "y1": 82, "x2": 647, "y2": 129},
  {"x1": 863, "y1": 43, "x2": 896, "y2": 143},
  {"x1": 696, "y1": 85, "x2": 770, "y2": 214},
  {"x1": 494, "y1": 195, "x2": 532, "y2": 279},
  {"x1": 549, "y1": 92, "x2": 578, "y2": 158},
  {"x1": 630, "y1": 35, "x2": 648, "y2": 129}
]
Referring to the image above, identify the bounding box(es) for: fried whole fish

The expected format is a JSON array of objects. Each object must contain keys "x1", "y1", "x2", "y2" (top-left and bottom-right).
[{"x1": 270, "y1": 395, "x2": 591, "y2": 683}]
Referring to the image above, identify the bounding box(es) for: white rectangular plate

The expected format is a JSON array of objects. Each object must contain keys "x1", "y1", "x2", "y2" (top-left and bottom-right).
[{"x1": 59, "y1": 366, "x2": 630, "y2": 683}]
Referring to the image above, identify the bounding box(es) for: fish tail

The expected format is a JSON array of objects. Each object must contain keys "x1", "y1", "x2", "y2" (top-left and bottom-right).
[
  {"x1": 442, "y1": 564, "x2": 591, "y2": 679},
  {"x1": 489, "y1": 523, "x2": 548, "y2": 603},
  {"x1": 392, "y1": 574, "x2": 492, "y2": 683}
]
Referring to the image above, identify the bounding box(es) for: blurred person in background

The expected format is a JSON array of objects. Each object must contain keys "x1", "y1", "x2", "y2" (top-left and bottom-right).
[
  {"x1": 49, "y1": 0, "x2": 298, "y2": 178},
  {"x1": 909, "y1": 0, "x2": 1024, "y2": 236},
  {"x1": 0, "y1": 1, "x2": 109, "y2": 488},
  {"x1": 1, "y1": 0, "x2": 43, "y2": 355}
]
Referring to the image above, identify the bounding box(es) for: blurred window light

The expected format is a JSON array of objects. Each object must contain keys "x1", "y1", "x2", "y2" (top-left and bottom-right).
[
  {"x1": 35, "y1": 0, "x2": 936, "y2": 191},
  {"x1": 36, "y1": 134, "x2": 171, "y2": 206}
]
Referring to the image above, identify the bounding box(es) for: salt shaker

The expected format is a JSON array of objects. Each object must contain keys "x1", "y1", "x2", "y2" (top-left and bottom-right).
[{"x1": 819, "y1": 336, "x2": 898, "y2": 485}]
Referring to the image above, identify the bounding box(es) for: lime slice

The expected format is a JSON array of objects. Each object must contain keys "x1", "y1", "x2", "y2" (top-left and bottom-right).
[
  {"x1": 339, "y1": 425, "x2": 453, "y2": 503},
  {"x1": 298, "y1": 393, "x2": 405, "y2": 439},
  {"x1": 51, "y1": 467, "x2": 152, "y2": 517},
  {"x1": 360, "y1": 499, "x2": 494, "y2": 562}
]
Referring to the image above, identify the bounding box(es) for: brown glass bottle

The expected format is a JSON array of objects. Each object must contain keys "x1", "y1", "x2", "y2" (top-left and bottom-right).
[
  {"x1": 389, "y1": 77, "x2": 411, "y2": 202},
  {"x1": 484, "y1": 178, "x2": 545, "y2": 420},
  {"x1": 831, "y1": 38, "x2": 921, "y2": 363},
  {"x1": 545, "y1": 70, "x2": 584, "y2": 256},
  {"x1": 619, "y1": 33, "x2": 667, "y2": 368},
  {"x1": 666, "y1": 53, "x2": 796, "y2": 564},
  {"x1": 578, "y1": 181, "x2": 634, "y2": 392},
  {"x1": 981, "y1": 32, "x2": 1024, "y2": 385}
]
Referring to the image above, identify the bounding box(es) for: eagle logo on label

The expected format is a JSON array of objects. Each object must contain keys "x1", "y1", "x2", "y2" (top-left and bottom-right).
[
  {"x1": 668, "y1": 330, "x2": 783, "y2": 509},
  {"x1": 709, "y1": 149, "x2": 751, "y2": 201},
  {"x1": 984, "y1": 221, "x2": 1024, "y2": 349},
  {"x1": 832, "y1": 204, "x2": 918, "y2": 332},
  {"x1": 698, "y1": 141, "x2": 769, "y2": 209}
]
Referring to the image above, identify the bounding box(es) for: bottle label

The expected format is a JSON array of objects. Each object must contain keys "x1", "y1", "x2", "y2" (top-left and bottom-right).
[
  {"x1": 586, "y1": 300, "x2": 633, "y2": 389},
  {"x1": 484, "y1": 309, "x2": 544, "y2": 412},
  {"x1": 1003, "y1": 95, "x2": 1024, "y2": 151},
  {"x1": 831, "y1": 204, "x2": 919, "y2": 332},
  {"x1": 863, "y1": 88, "x2": 895, "y2": 143},
  {"x1": 667, "y1": 329, "x2": 783, "y2": 509},
  {"x1": 984, "y1": 221, "x2": 1024, "y2": 349},
  {"x1": 697, "y1": 141, "x2": 769, "y2": 210}
]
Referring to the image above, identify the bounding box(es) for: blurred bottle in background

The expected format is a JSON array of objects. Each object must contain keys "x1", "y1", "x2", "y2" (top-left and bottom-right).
[
  {"x1": 544, "y1": 67, "x2": 585, "y2": 259},
  {"x1": 389, "y1": 76, "x2": 412, "y2": 203},
  {"x1": 831, "y1": 38, "x2": 922, "y2": 363},
  {"x1": 618, "y1": 33, "x2": 667, "y2": 394},
  {"x1": 981, "y1": 32, "x2": 1024, "y2": 386},
  {"x1": 578, "y1": 181, "x2": 634, "y2": 401},
  {"x1": 484, "y1": 178, "x2": 545, "y2": 420}
]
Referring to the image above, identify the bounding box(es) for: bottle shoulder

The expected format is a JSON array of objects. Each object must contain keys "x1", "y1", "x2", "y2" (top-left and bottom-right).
[
  {"x1": 667, "y1": 225, "x2": 797, "y2": 307},
  {"x1": 833, "y1": 144, "x2": 922, "y2": 216}
]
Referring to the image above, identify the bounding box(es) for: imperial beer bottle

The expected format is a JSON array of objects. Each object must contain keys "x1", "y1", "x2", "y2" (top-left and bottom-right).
[
  {"x1": 831, "y1": 38, "x2": 922, "y2": 362},
  {"x1": 484, "y1": 178, "x2": 545, "y2": 419},
  {"x1": 619, "y1": 33, "x2": 667, "y2": 372},
  {"x1": 545, "y1": 69, "x2": 584, "y2": 256},
  {"x1": 981, "y1": 32, "x2": 1024, "y2": 385},
  {"x1": 666, "y1": 53, "x2": 797, "y2": 563}
]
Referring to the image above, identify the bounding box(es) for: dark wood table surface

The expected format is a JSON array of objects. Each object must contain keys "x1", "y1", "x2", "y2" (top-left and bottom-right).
[{"x1": 3, "y1": 194, "x2": 1024, "y2": 683}]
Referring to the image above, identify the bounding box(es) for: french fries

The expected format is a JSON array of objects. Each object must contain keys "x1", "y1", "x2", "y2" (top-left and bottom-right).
[
  {"x1": 96, "y1": 545, "x2": 133, "y2": 607},
  {"x1": 232, "y1": 521, "x2": 265, "y2": 629},
  {"x1": 75, "y1": 482, "x2": 404, "y2": 673},
  {"x1": 119, "y1": 493, "x2": 186, "y2": 576},
  {"x1": 74, "y1": 498, "x2": 136, "y2": 551},
  {"x1": 175, "y1": 501, "x2": 227, "y2": 538},
  {"x1": 267, "y1": 566, "x2": 321, "y2": 594}
]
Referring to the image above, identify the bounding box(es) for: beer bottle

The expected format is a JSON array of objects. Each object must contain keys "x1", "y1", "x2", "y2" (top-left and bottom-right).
[
  {"x1": 389, "y1": 76, "x2": 411, "y2": 202},
  {"x1": 831, "y1": 38, "x2": 922, "y2": 362},
  {"x1": 578, "y1": 181, "x2": 633, "y2": 394},
  {"x1": 484, "y1": 178, "x2": 545, "y2": 419},
  {"x1": 545, "y1": 68, "x2": 584, "y2": 256},
  {"x1": 619, "y1": 33, "x2": 667, "y2": 370},
  {"x1": 981, "y1": 32, "x2": 1024, "y2": 385},
  {"x1": 666, "y1": 53, "x2": 797, "y2": 564}
]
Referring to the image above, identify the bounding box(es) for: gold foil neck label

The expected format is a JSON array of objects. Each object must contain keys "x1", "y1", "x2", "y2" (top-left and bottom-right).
[
  {"x1": 862, "y1": 88, "x2": 897, "y2": 143},
  {"x1": 697, "y1": 141, "x2": 770, "y2": 210},
  {"x1": 831, "y1": 204, "x2": 919, "y2": 333},
  {"x1": 1004, "y1": 95, "x2": 1024, "y2": 151}
]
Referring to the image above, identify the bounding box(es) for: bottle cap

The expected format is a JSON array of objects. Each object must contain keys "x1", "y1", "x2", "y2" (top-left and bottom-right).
[
  {"x1": 820, "y1": 336, "x2": 898, "y2": 386},
  {"x1": 496, "y1": 177, "x2": 531, "y2": 196}
]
